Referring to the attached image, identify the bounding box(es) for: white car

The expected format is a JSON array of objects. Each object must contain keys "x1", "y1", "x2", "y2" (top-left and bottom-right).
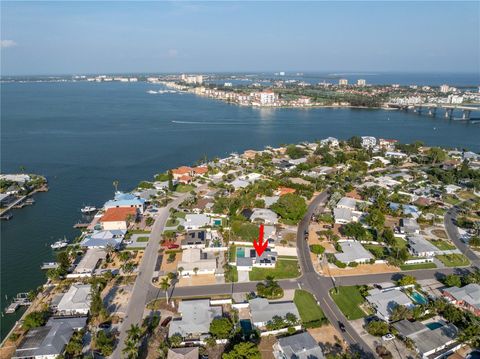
[{"x1": 382, "y1": 334, "x2": 395, "y2": 341}]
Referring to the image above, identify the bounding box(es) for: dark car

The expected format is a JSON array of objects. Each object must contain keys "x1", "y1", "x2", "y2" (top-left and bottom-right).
[
  {"x1": 373, "y1": 283, "x2": 383, "y2": 289},
  {"x1": 161, "y1": 316, "x2": 172, "y2": 327},
  {"x1": 99, "y1": 322, "x2": 112, "y2": 329},
  {"x1": 338, "y1": 321, "x2": 346, "y2": 332}
]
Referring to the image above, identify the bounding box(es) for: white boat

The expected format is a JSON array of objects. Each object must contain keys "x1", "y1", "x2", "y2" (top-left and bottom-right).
[
  {"x1": 81, "y1": 206, "x2": 97, "y2": 214},
  {"x1": 41, "y1": 262, "x2": 59, "y2": 270},
  {"x1": 51, "y1": 239, "x2": 68, "y2": 250},
  {"x1": 147, "y1": 90, "x2": 158, "y2": 94}
]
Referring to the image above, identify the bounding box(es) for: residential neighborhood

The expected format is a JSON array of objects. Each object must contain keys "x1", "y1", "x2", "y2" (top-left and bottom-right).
[{"x1": 2, "y1": 136, "x2": 480, "y2": 359}]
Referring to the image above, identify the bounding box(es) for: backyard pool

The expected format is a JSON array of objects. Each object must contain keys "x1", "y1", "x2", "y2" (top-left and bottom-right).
[
  {"x1": 410, "y1": 291, "x2": 428, "y2": 305},
  {"x1": 240, "y1": 319, "x2": 253, "y2": 336},
  {"x1": 425, "y1": 322, "x2": 443, "y2": 330},
  {"x1": 237, "y1": 247, "x2": 245, "y2": 258}
]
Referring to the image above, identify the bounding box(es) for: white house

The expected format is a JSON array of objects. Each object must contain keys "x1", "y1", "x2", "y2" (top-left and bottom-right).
[{"x1": 56, "y1": 284, "x2": 92, "y2": 316}]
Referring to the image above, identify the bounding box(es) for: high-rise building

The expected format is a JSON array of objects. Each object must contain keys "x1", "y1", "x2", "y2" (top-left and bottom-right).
[
  {"x1": 440, "y1": 84, "x2": 450, "y2": 93},
  {"x1": 357, "y1": 79, "x2": 366, "y2": 86},
  {"x1": 339, "y1": 78, "x2": 348, "y2": 86}
]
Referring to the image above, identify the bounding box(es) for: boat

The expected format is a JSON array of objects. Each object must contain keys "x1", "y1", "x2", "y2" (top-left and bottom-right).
[
  {"x1": 0, "y1": 213, "x2": 13, "y2": 221},
  {"x1": 41, "y1": 262, "x2": 59, "y2": 270},
  {"x1": 51, "y1": 239, "x2": 68, "y2": 250},
  {"x1": 81, "y1": 205, "x2": 97, "y2": 214},
  {"x1": 147, "y1": 90, "x2": 158, "y2": 94}
]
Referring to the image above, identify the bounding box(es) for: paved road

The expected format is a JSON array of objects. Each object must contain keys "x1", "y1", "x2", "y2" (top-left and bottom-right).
[
  {"x1": 445, "y1": 205, "x2": 480, "y2": 268},
  {"x1": 113, "y1": 193, "x2": 189, "y2": 358}
]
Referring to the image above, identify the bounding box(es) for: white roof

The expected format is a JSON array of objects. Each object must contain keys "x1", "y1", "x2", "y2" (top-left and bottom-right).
[
  {"x1": 334, "y1": 241, "x2": 373, "y2": 263},
  {"x1": 57, "y1": 284, "x2": 92, "y2": 312},
  {"x1": 169, "y1": 300, "x2": 222, "y2": 337},
  {"x1": 366, "y1": 289, "x2": 413, "y2": 320}
]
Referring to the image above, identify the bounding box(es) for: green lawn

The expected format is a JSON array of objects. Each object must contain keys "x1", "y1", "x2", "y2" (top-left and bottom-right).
[
  {"x1": 229, "y1": 245, "x2": 237, "y2": 262},
  {"x1": 364, "y1": 244, "x2": 388, "y2": 259},
  {"x1": 400, "y1": 262, "x2": 437, "y2": 270},
  {"x1": 175, "y1": 184, "x2": 195, "y2": 193},
  {"x1": 174, "y1": 211, "x2": 186, "y2": 219},
  {"x1": 294, "y1": 290, "x2": 327, "y2": 327},
  {"x1": 330, "y1": 286, "x2": 367, "y2": 320},
  {"x1": 249, "y1": 260, "x2": 300, "y2": 281},
  {"x1": 429, "y1": 239, "x2": 455, "y2": 250},
  {"x1": 231, "y1": 221, "x2": 259, "y2": 242},
  {"x1": 136, "y1": 236, "x2": 149, "y2": 242},
  {"x1": 436, "y1": 254, "x2": 470, "y2": 267},
  {"x1": 443, "y1": 195, "x2": 461, "y2": 206},
  {"x1": 166, "y1": 218, "x2": 179, "y2": 227},
  {"x1": 393, "y1": 237, "x2": 407, "y2": 248}
]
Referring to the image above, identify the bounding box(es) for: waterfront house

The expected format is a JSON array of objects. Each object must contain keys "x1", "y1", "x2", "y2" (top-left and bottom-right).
[
  {"x1": 56, "y1": 283, "x2": 92, "y2": 316},
  {"x1": 320, "y1": 137, "x2": 339, "y2": 148},
  {"x1": 177, "y1": 248, "x2": 217, "y2": 276},
  {"x1": 0, "y1": 193, "x2": 14, "y2": 207},
  {"x1": 361, "y1": 136, "x2": 377, "y2": 148},
  {"x1": 13, "y1": 317, "x2": 87, "y2": 359},
  {"x1": 71, "y1": 248, "x2": 106, "y2": 277},
  {"x1": 366, "y1": 288, "x2": 414, "y2": 322},
  {"x1": 80, "y1": 229, "x2": 126, "y2": 249},
  {"x1": 172, "y1": 166, "x2": 193, "y2": 179},
  {"x1": 393, "y1": 319, "x2": 460, "y2": 358},
  {"x1": 442, "y1": 284, "x2": 480, "y2": 316},
  {"x1": 100, "y1": 207, "x2": 137, "y2": 230},
  {"x1": 104, "y1": 191, "x2": 146, "y2": 214},
  {"x1": 334, "y1": 240, "x2": 374, "y2": 264},
  {"x1": 249, "y1": 297, "x2": 299, "y2": 328},
  {"x1": 273, "y1": 331, "x2": 325, "y2": 359},
  {"x1": 168, "y1": 299, "x2": 222, "y2": 339}
]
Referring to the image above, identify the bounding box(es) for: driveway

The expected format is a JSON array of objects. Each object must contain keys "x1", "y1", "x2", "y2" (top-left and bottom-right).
[{"x1": 237, "y1": 270, "x2": 250, "y2": 283}]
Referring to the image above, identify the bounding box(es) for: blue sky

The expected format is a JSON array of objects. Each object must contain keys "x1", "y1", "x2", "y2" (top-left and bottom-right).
[{"x1": 1, "y1": 1, "x2": 479, "y2": 75}]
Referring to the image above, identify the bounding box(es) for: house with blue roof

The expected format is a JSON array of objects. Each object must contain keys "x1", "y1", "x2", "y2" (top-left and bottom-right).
[
  {"x1": 104, "y1": 191, "x2": 146, "y2": 214},
  {"x1": 389, "y1": 202, "x2": 421, "y2": 219}
]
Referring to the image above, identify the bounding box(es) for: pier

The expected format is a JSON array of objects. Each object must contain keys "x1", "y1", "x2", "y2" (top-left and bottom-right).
[{"x1": 4, "y1": 293, "x2": 32, "y2": 314}]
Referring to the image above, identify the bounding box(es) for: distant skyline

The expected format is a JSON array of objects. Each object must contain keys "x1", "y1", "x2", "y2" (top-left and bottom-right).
[{"x1": 1, "y1": 1, "x2": 479, "y2": 76}]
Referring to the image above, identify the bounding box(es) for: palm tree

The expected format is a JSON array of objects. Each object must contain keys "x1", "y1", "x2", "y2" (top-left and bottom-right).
[
  {"x1": 104, "y1": 244, "x2": 115, "y2": 262},
  {"x1": 160, "y1": 277, "x2": 170, "y2": 303},
  {"x1": 177, "y1": 267, "x2": 184, "y2": 277},
  {"x1": 193, "y1": 267, "x2": 199, "y2": 276},
  {"x1": 113, "y1": 180, "x2": 119, "y2": 193},
  {"x1": 122, "y1": 337, "x2": 139, "y2": 359},
  {"x1": 126, "y1": 324, "x2": 142, "y2": 341}
]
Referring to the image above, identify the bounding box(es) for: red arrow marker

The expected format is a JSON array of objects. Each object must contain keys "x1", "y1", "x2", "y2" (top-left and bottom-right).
[{"x1": 253, "y1": 223, "x2": 268, "y2": 256}]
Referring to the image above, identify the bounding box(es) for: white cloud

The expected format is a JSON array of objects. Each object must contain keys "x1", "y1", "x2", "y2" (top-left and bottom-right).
[{"x1": 1, "y1": 40, "x2": 17, "y2": 48}]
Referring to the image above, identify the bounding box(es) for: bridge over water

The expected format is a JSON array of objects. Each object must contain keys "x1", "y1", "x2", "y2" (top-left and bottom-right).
[{"x1": 387, "y1": 103, "x2": 480, "y2": 120}]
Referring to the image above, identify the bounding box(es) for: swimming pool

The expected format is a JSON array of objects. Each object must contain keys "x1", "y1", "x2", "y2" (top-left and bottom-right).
[
  {"x1": 410, "y1": 291, "x2": 428, "y2": 305},
  {"x1": 425, "y1": 322, "x2": 443, "y2": 330},
  {"x1": 240, "y1": 319, "x2": 252, "y2": 335},
  {"x1": 237, "y1": 247, "x2": 245, "y2": 258}
]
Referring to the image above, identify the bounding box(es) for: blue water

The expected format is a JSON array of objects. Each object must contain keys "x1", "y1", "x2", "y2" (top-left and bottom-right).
[
  {"x1": 237, "y1": 247, "x2": 246, "y2": 258},
  {"x1": 410, "y1": 291, "x2": 428, "y2": 305},
  {"x1": 1, "y1": 80, "x2": 479, "y2": 338},
  {"x1": 425, "y1": 322, "x2": 443, "y2": 330}
]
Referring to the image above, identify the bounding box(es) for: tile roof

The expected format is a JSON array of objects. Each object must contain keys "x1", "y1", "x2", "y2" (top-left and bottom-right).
[{"x1": 100, "y1": 207, "x2": 137, "y2": 222}]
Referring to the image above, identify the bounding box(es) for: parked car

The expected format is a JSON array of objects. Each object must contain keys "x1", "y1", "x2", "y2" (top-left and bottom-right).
[
  {"x1": 99, "y1": 322, "x2": 112, "y2": 329},
  {"x1": 373, "y1": 283, "x2": 383, "y2": 289},
  {"x1": 382, "y1": 334, "x2": 395, "y2": 341}
]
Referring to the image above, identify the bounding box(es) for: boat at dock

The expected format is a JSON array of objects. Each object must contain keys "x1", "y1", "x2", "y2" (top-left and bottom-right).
[
  {"x1": 51, "y1": 238, "x2": 68, "y2": 250},
  {"x1": 41, "y1": 262, "x2": 59, "y2": 270},
  {"x1": 0, "y1": 213, "x2": 13, "y2": 220},
  {"x1": 81, "y1": 205, "x2": 97, "y2": 214}
]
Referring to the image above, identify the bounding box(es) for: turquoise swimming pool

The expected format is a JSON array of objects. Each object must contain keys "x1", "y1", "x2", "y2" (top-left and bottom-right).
[
  {"x1": 237, "y1": 247, "x2": 245, "y2": 258},
  {"x1": 410, "y1": 291, "x2": 428, "y2": 305},
  {"x1": 426, "y1": 322, "x2": 443, "y2": 330}
]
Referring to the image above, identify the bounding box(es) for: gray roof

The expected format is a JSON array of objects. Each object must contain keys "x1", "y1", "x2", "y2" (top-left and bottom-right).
[
  {"x1": 393, "y1": 320, "x2": 458, "y2": 355},
  {"x1": 250, "y1": 208, "x2": 278, "y2": 224},
  {"x1": 249, "y1": 298, "x2": 299, "y2": 325},
  {"x1": 445, "y1": 283, "x2": 480, "y2": 309},
  {"x1": 407, "y1": 235, "x2": 439, "y2": 255},
  {"x1": 277, "y1": 332, "x2": 325, "y2": 359},
  {"x1": 333, "y1": 207, "x2": 352, "y2": 222},
  {"x1": 401, "y1": 218, "x2": 420, "y2": 232},
  {"x1": 13, "y1": 317, "x2": 86, "y2": 358},
  {"x1": 167, "y1": 347, "x2": 199, "y2": 359},
  {"x1": 169, "y1": 299, "x2": 222, "y2": 338},
  {"x1": 366, "y1": 289, "x2": 413, "y2": 320},
  {"x1": 334, "y1": 241, "x2": 373, "y2": 264},
  {"x1": 57, "y1": 284, "x2": 92, "y2": 313},
  {"x1": 337, "y1": 197, "x2": 356, "y2": 210}
]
